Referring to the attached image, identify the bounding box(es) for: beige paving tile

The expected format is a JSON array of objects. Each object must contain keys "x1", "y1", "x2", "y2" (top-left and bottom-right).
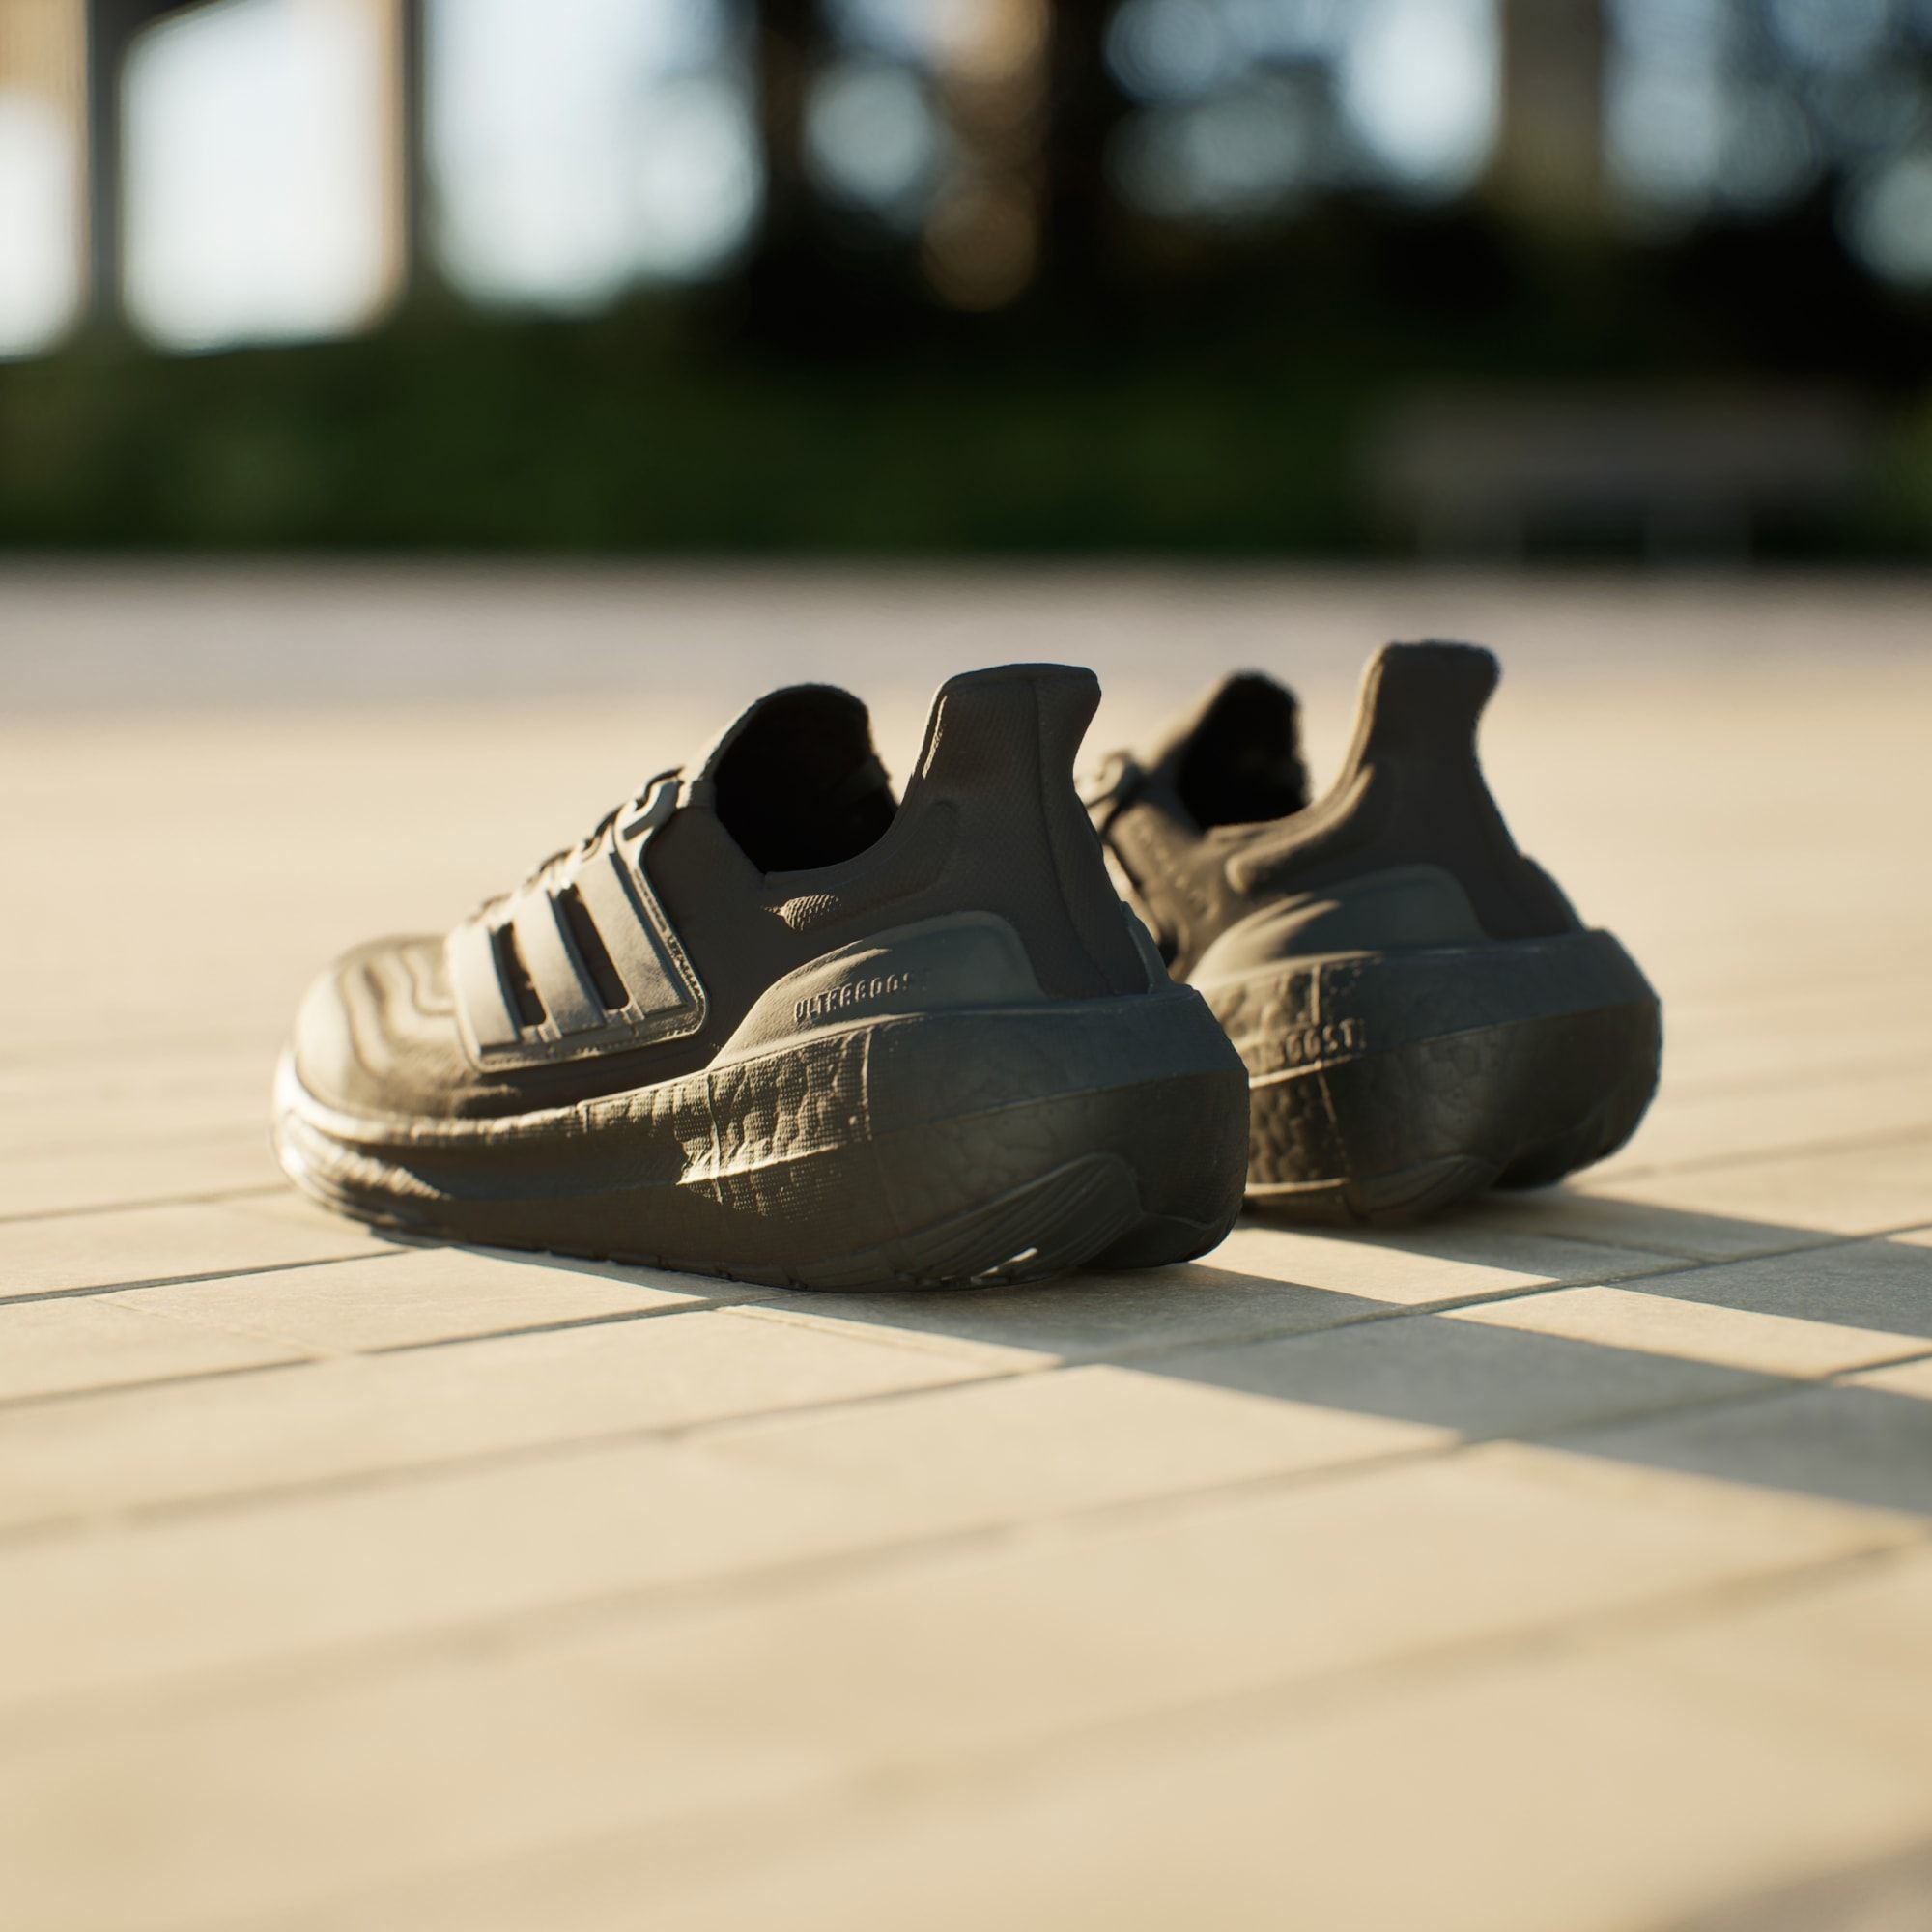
[
  {"x1": 1662, "y1": 1841, "x2": 1932, "y2": 1932},
  {"x1": 0, "y1": 1648, "x2": 832, "y2": 1932},
  {"x1": 1594, "y1": 1060, "x2": 1932, "y2": 1181},
  {"x1": 710, "y1": 1361, "x2": 1430, "y2": 1515},
  {"x1": 1554, "y1": 1373, "x2": 1932, "y2": 1518},
  {"x1": 0, "y1": 1440, "x2": 935, "y2": 1712},
  {"x1": 7, "y1": 1338, "x2": 1903, "y2": 1727},
  {"x1": 1605, "y1": 1235, "x2": 1932, "y2": 1344},
  {"x1": 1468, "y1": 1186, "x2": 1864, "y2": 1263},
  {"x1": 0, "y1": 1199, "x2": 390, "y2": 1299},
  {"x1": 0, "y1": 1006, "x2": 283, "y2": 1065},
  {"x1": 1606, "y1": 1544, "x2": 1932, "y2": 1769},
  {"x1": 115, "y1": 1245, "x2": 746, "y2": 1354},
  {"x1": 1572, "y1": 1135, "x2": 1932, "y2": 1246},
  {"x1": 0, "y1": 1134, "x2": 282, "y2": 1220},
  {"x1": 0, "y1": 1046, "x2": 273, "y2": 1154},
  {"x1": 1655, "y1": 983, "x2": 1932, "y2": 1092},
  {"x1": 208, "y1": 1515, "x2": 1931, "y2": 1932},
  {"x1": 1146, "y1": 1305, "x2": 1774, "y2": 1440},
  {"x1": 1210, "y1": 1217, "x2": 1686, "y2": 1303},
  {"x1": 0, "y1": 1297, "x2": 302, "y2": 1405},
  {"x1": 739, "y1": 1210, "x2": 1678, "y2": 1370},
  {"x1": 0, "y1": 1306, "x2": 1008, "y2": 1534},
  {"x1": 548, "y1": 1444, "x2": 1911, "y2": 1770},
  {"x1": 1, "y1": 1441, "x2": 1909, "y2": 1932},
  {"x1": 227, "y1": 1190, "x2": 393, "y2": 1241},
  {"x1": 577, "y1": 1643, "x2": 1932, "y2": 1932},
  {"x1": 781, "y1": 1263, "x2": 1391, "y2": 1360},
  {"x1": 1447, "y1": 1282, "x2": 1930, "y2": 1378},
  {"x1": 1848, "y1": 1354, "x2": 1932, "y2": 1401},
  {"x1": 700, "y1": 1301, "x2": 1058, "y2": 1374}
]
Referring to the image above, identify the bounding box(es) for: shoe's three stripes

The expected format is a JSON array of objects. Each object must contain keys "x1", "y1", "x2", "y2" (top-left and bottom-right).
[{"x1": 448, "y1": 775, "x2": 706, "y2": 1065}]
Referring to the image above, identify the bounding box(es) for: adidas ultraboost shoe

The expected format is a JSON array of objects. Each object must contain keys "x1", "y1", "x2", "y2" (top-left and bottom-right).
[
  {"x1": 274, "y1": 665, "x2": 1247, "y2": 1288},
  {"x1": 1085, "y1": 642, "x2": 1661, "y2": 1225}
]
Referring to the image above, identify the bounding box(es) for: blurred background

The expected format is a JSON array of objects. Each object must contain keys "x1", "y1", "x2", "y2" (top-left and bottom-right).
[{"x1": 1, "y1": 0, "x2": 1929, "y2": 556}]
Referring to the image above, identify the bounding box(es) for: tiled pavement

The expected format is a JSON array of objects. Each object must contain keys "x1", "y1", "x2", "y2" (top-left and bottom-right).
[{"x1": 3, "y1": 568, "x2": 1929, "y2": 1932}]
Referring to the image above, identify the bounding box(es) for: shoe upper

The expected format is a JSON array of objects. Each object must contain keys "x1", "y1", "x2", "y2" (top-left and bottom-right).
[
  {"x1": 1085, "y1": 641, "x2": 1582, "y2": 982},
  {"x1": 292, "y1": 664, "x2": 1158, "y2": 1123}
]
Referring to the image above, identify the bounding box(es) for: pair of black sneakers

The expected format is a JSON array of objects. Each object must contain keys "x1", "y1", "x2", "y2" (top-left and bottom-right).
[{"x1": 274, "y1": 644, "x2": 1661, "y2": 1289}]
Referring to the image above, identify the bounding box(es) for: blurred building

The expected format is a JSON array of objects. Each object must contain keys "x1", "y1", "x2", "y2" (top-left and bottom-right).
[{"x1": 0, "y1": 0, "x2": 1926, "y2": 555}]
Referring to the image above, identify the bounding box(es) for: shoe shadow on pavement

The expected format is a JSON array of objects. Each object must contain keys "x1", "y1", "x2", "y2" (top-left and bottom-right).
[
  {"x1": 534, "y1": 1185, "x2": 1932, "y2": 1522},
  {"x1": 1662, "y1": 1836, "x2": 1932, "y2": 1932}
]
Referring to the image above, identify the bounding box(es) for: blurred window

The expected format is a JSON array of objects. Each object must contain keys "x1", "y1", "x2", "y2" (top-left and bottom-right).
[
  {"x1": 124, "y1": 0, "x2": 399, "y2": 352},
  {"x1": 429, "y1": 0, "x2": 759, "y2": 308},
  {"x1": 0, "y1": 85, "x2": 81, "y2": 355},
  {"x1": 0, "y1": 0, "x2": 84, "y2": 358}
]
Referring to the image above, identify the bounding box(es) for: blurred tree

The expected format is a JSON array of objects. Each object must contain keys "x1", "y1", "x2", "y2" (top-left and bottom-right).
[
  {"x1": 1038, "y1": 0, "x2": 1131, "y2": 304},
  {"x1": 743, "y1": 0, "x2": 861, "y2": 346},
  {"x1": 1490, "y1": 0, "x2": 1606, "y2": 233},
  {"x1": 740, "y1": 0, "x2": 1133, "y2": 325},
  {"x1": 924, "y1": 0, "x2": 1052, "y2": 309},
  {"x1": 83, "y1": 0, "x2": 196, "y2": 325},
  {"x1": 1605, "y1": 0, "x2": 1932, "y2": 289}
]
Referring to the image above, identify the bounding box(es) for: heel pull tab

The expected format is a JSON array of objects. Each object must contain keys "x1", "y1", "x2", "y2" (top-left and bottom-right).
[
  {"x1": 1341, "y1": 640, "x2": 1499, "y2": 776},
  {"x1": 1233, "y1": 639, "x2": 1577, "y2": 943},
  {"x1": 914, "y1": 662, "x2": 1100, "y2": 788},
  {"x1": 901, "y1": 664, "x2": 1150, "y2": 997}
]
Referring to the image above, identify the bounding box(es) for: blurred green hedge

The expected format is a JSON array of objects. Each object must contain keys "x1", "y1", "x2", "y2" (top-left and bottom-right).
[{"x1": 3, "y1": 211, "x2": 1924, "y2": 556}]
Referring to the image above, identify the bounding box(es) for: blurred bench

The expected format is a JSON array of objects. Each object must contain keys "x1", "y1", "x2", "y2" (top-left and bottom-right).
[{"x1": 1368, "y1": 389, "x2": 1875, "y2": 557}]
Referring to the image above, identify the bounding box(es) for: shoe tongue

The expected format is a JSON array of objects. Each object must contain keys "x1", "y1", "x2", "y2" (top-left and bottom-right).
[
  {"x1": 1139, "y1": 670, "x2": 1308, "y2": 829},
  {"x1": 696, "y1": 684, "x2": 897, "y2": 873}
]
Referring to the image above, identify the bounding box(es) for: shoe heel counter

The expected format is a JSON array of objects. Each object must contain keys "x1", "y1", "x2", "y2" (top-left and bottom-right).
[
  {"x1": 1241, "y1": 641, "x2": 1579, "y2": 942},
  {"x1": 895, "y1": 664, "x2": 1154, "y2": 997},
  {"x1": 713, "y1": 911, "x2": 1045, "y2": 1063}
]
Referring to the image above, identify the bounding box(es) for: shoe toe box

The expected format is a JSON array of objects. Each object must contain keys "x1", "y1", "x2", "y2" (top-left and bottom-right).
[{"x1": 290, "y1": 934, "x2": 471, "y2": 1120}]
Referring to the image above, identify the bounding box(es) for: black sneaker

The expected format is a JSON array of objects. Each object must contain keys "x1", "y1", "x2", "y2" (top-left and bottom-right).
[
  {"x1": 1084, "y1": 641, "x2": 1661, "y2": 1224},
  {"x1": 274, "y1": 665, "x2": 1248, "y2": 1288}
]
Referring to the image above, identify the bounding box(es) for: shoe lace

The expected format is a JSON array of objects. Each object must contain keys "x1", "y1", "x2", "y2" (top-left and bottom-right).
[{"x1": 475, "y1": 767, "x2": 681, "y2": 920}]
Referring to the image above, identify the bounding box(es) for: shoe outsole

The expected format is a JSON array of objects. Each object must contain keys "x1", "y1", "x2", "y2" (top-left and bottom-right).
[
  {"x1": 1199, "y1": 929, "x2": 1662, "y2": 1225},
  {"x1": 273, "y1": 989, "x2": 1249, "y2": 1291}
]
